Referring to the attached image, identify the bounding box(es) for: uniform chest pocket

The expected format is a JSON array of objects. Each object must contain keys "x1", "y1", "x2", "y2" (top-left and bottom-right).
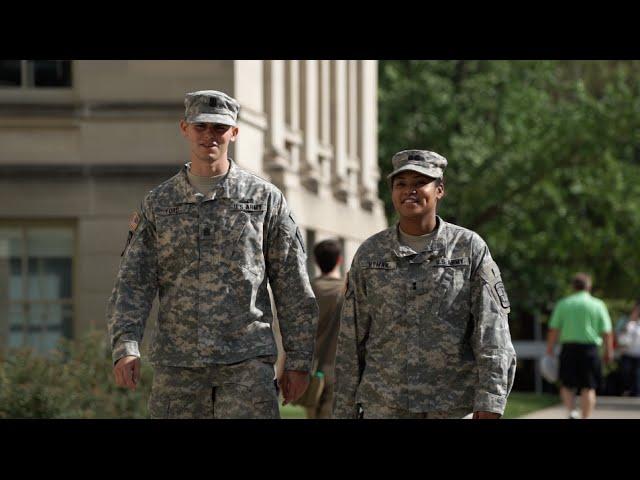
[
  {"x1": 361, "y1": 261, "x2": 404, "y2": 333},
  {"x1": 225, "y1": 207, "x2": 266, "y2": 278},
  {"x1": 154, "y1": 205, "x2": 197, "y2": 270},
  {"x1": 426, "y1": 258, "x2": 470, "y2": 330}
]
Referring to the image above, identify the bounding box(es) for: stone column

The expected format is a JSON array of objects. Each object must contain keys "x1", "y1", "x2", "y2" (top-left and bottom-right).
[
  {"x1": 318, "y1": 60, "x2": 332, "y2": 190},
  {"x1": 346, "y1": 60, "x2": 360, "y2": 209},
  {"x1": 359, "y1": 60, "x2": 379, "y2": 211},
  {"x1": 331, "y1": 60, "x2": 349, "y2": 202},
  {"x1": 285, "y1": 60, "x2": 301, "y2": 174},
  {"x1": 233, "y1": 61, "x2": 267, "y2": 176},
  {"x1": 300, "y1": 60, "x2": 321, "y2": 192},
  {"x1": 263, "y1": 60, "x2": 288, "y2": 174}
]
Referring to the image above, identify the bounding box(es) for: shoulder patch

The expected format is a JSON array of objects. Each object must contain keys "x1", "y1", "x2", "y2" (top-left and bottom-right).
[
  {"x1": 478, "y1": 258, "x2": 511, "y2": 313},
  {"x1": 128, "y1": 211, "x2": 141, "y2": 232},
  {"x1": 479, "y1": 259, "x2": 500, "y2": 283},
  {"x1": 494, "y1": 281, "x2": 510, "y2": 309}
]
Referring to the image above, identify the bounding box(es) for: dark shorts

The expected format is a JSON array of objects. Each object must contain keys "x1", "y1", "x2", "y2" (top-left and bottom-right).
[{"x1": 559, "y1": 343, "x2": 602, "y2": 390}]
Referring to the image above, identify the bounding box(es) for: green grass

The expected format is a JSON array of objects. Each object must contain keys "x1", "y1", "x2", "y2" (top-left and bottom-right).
[
  {"x1": 279, "y1": 403, "x2": 307, "y2": 419},
  {"x1": 280, "y1": 392, "x2": 560, "y2": 419},
  {"x1": 502, "y1": 392, "x2": 560, "y2": 418}
]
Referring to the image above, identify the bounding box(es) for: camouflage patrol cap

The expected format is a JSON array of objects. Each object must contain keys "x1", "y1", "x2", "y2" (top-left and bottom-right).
[
  {"x1": 184, "y1": 90, "x2": 240, "y2": 126},
  {"x1": 387, "y1": 150, "x2": 448, "y2": 180}
]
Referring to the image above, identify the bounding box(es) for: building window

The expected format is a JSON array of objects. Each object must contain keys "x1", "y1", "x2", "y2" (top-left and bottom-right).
[
  {"x1": 0, "y1": 60, "x2": 72, "y2": 88},
  {"x1": 0, "y1": 225, "x2": 74, "y2": 353}
]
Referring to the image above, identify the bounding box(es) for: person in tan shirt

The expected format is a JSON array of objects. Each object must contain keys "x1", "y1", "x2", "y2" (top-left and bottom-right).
[{"x1": 295, "y1": 239, "x2": 344, "y2": 418}]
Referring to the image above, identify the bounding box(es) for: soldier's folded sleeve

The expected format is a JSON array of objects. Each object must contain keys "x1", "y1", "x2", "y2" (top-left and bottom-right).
[
  {"x1": 469, "y1": 238, "x2": 517, "y2": 416},
  {"x1": 333, "y1": 264, "x2": 370, "y2": 419},
  {"x1": 266, "y1": 194, "x2": 318, "y2": 373},
  {"x1": 106, "y1": 199, "x2": 158, "y2": 365}
]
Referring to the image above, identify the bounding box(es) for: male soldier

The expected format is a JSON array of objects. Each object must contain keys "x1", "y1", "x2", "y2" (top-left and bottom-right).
[
  {"x1": 333, "y1": 150, "x2": 516, "y2": 419},
  {"x1": 294, "y1": 239, "x2": 344, "y2": 419},
  {"x1": 107, "y1": 90, "x2": 318, "y2": 419}
]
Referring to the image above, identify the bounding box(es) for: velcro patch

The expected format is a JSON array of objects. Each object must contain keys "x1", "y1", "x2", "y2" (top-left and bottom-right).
[
  {"x1": 232, "y1": 203, "x2": 265, "y2": 212},
  {"x1": 157, "y1": 206, "x2": 189, "y2": 216},
  {"x1": 494, "y1": 281, "x2": 510, "y2": 309},
  {"x1": 479, "y1": 259, "x2": 501, "y2": 282},
  {"x1": 433, "y1": 257, "x2": 470, "y2": 267},
  {"x1": 362, "y1": 261, "x2": 397, "y2": 270}
]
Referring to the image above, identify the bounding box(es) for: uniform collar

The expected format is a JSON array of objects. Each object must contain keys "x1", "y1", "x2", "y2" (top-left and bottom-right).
[
  {"x1": 176, "y1": 158, "x2": 241, "y2": 203},
  {"x1": 389, "y1": 215, "x2": 447, "y2": 260}
]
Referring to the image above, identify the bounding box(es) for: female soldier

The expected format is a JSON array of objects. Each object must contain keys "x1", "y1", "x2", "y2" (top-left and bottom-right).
[{"x1": 333, "y1": 150, "x2": 516, "y2": 419}]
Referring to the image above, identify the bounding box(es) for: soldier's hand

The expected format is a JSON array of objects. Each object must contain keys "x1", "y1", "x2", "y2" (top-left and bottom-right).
[
  {"x1": 113, "y1": 355, "x2": 141, "y2": 391},
  {"x1": 280, "y1": 370, "x2": 309, "y2": 406},
  {"x1": 472, "y1": 411, "x2": 501, "y2": 419}
]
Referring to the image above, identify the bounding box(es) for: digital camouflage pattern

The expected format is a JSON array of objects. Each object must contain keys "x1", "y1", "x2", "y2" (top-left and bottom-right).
[
  {"x1": 359, "y1": 404, "x2": 466, "y2": 419},
  {"x1": 184, "y1": 90, "x2": 240, "y2": 126},
  {"x1": 333, "y1": 216, "x2": 516, "y2": 418},
  {"x1": 148, "y1": 358, "x2": 279, "y2": 419},
  {"x1": 387, "y1": 149, "x2": 448, "y2": 180},
  {"x1": 106, "y1": 159, "x2": 318, "y2": 373}
]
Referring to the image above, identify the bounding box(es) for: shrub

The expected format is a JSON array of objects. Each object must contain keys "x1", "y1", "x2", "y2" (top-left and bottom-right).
[{"x1": 0, "y1": 330, "x2": 153, "y2": 418}]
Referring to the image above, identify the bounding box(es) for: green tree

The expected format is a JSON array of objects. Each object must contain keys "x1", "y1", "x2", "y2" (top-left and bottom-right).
[{"x1": 379, "y1": 61, "x2": 640, "y2": 331}]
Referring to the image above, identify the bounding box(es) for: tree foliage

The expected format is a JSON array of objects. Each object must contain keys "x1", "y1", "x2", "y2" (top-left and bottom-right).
[{"x1": 379, "y1": 61, "x2": 640, "y2": 325}]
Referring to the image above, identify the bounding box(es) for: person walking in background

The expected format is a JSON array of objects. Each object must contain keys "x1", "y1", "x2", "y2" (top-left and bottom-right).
[
  {"x1": 546, "y1": 273, "x2": 613, "y2": 419},
  {"x1": 294, "y1": 239, "x2": 345, "y2": 418},
  {"x1": 618, "y1": 299, "x2": 640, "y2": 397}
]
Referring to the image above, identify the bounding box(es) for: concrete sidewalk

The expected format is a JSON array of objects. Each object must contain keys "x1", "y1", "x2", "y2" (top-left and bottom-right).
[{"x1": 518, "y1": 396, "x2": 640, "y2": 419}]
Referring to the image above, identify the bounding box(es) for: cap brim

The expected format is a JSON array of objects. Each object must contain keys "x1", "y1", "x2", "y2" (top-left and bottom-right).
[
  {"x1": 186, "y1": 113, "x2": 236, "y2": 127},
  {"x1": 387, "y1": 164, "x2": 442, "y2": 180}
]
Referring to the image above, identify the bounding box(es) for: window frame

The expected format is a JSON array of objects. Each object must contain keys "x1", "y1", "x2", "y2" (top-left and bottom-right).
[
  {"x1": 0, "y1": 60, "x2": 72, "y2": 89},
  {"x1": 0, "y1": 220, "x2": 76, "y2": 353}
]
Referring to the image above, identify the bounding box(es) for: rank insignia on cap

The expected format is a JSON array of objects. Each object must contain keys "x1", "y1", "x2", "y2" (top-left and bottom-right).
[{"x1": 128, "y1": 211, "x2": 141, "y2": 232}]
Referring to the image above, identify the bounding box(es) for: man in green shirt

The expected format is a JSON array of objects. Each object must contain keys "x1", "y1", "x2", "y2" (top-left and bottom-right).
[{"x1": 545, "y1": 273, "x2": 613, "y2": 419}]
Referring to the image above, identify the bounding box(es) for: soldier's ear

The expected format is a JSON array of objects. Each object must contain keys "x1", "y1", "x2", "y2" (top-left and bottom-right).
[
  {"x1": 230, "y1": 127, "x2": 239, "y2": 142},
  {"x1": 179, "y1": 120, "x2": 189, "y2": 137}
]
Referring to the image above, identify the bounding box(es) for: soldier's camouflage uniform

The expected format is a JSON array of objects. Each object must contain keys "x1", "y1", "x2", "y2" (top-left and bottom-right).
[
  {"x1": 333, "y1": 216, "x2": 516, "y2": 419},
  {"x1": 106, "y1": 159, "x2": 318, "y2": 418}
]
